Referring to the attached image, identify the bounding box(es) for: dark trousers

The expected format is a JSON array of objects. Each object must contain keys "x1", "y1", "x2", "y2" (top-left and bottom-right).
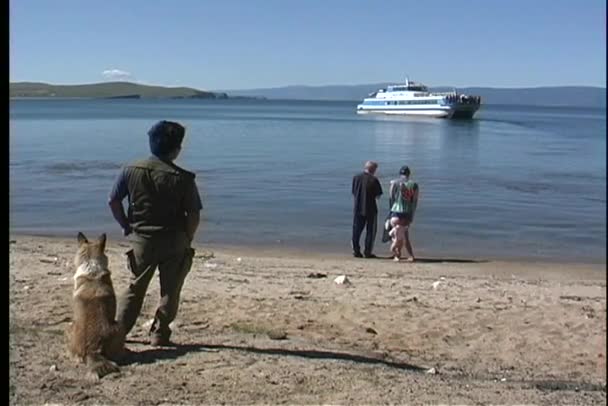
[
  {"x1": 116, "y1": 232, "x2": 194, "y2": 342},
  {"x1": 352, "y1": 212, "x2": 378, "y2": 255}
]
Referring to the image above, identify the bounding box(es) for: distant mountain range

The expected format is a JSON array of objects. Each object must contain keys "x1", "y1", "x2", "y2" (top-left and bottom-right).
[
  {"x1": 10, "y1": 82, "x2": 232, "y2": 99},
  {"x1": 219, "y1": 83, "x2": 606, "y2": 107},
  {"x1": 10, "y1": 81, "x2": 605, "y2": 107}
]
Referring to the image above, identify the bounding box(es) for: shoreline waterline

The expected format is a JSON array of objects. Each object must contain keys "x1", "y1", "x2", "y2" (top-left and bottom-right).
[{"x1": 9, "y1": 233, "x2": 606, "y2": 275}]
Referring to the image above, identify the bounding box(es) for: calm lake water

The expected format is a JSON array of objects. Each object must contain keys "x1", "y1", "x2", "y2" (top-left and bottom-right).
[{"x1": 9, "y1": 99, "x2": 606, "y2": 263}]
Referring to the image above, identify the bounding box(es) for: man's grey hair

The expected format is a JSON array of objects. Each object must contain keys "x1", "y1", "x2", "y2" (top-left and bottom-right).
[{"x1": 364, "y1": 161, "x2": 378, "y2": 172}]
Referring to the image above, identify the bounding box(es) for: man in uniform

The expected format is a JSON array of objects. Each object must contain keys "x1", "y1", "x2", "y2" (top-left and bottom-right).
[{"x1": 108, "y1": 120, "x2": 202, "y2": 346}]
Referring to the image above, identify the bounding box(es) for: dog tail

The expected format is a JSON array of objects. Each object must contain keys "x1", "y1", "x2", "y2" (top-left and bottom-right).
[{"x1": 85, "y1": 353, "x2": 120, "y2": 379}]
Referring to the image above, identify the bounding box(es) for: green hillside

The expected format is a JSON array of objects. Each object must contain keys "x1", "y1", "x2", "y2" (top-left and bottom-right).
[{"x1": 10, "y1": 81, "x2": 227, "y2": 99}]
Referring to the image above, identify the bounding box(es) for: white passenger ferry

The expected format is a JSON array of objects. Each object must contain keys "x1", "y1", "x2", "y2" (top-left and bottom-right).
[{"x1": 356, "y1": 78, "x2": 481, "y2": 119}]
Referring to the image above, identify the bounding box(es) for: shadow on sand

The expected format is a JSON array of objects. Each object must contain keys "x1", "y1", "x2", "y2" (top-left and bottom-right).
[
  {"x1": 120, "y1": 341, "x2": 428, "y2": 373},
  {"x1": 120, "y1": 341, "x2": 607, "y2": 392},
  {"x1": 372, "y1": 256, "x2": 488, "y2": 264}
]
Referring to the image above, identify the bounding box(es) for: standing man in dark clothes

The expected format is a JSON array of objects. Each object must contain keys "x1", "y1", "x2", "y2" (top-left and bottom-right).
[
  {"x1": 351, "y1": 160, "x2": 383, "y2": 258},
  {"x1": 108, "y1": 120, "x2": 202, "y2": 346}
]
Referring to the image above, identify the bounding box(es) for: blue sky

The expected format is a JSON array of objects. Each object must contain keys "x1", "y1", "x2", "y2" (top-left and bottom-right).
[{"x1": 10, "y1": 0, "x2": 606, "y2": 89}]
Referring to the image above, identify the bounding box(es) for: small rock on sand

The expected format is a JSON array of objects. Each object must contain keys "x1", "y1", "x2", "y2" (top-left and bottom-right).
[
  {"x1": 334, "y1": 275, "x2": 350, "y2": 285},
  {"x1": 267, "y1": 330, "x2": 287, "y2": 340},
  {"x1": 307, "y1": 272, "x2": 327, "y2": 279}
]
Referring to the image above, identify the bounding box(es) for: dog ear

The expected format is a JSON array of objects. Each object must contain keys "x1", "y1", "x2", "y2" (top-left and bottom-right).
[
  {"x1": 98, "y1": 233, "x2": 107, "y2": 251},
  {"x1": 77, "y1": 232, "x2": 88, "y2": 245}
]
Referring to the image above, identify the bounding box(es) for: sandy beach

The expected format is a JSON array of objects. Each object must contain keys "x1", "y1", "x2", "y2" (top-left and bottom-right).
[{"x1": 9, "y1": 234, "x2": 606, "y2": 405}]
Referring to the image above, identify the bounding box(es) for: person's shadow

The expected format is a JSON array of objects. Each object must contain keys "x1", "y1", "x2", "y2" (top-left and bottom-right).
[
  {"x1": 371, "y1": 256, "x2": 488, "y2": 263},
  {"x1": 118, "y1": 341, "x2": 608, "y2": 393},
  {"x1": 119, "y1": 341, "x2": 429, "y2": 373}
]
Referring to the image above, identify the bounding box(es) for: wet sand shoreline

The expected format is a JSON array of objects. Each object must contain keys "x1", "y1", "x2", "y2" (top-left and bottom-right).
[{"x1": 9, "y1": 230, "x2": 607, "y2": 267}]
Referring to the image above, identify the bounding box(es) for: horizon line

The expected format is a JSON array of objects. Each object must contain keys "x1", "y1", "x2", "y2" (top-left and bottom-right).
[{"x1": 10, "y1": 80, "x2": 607, "y2": 91}]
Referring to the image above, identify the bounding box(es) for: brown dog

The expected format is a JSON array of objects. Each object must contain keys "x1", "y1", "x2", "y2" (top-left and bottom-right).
[{"x1": 65, "y1": 232, "x2": 125, "y2": 379}]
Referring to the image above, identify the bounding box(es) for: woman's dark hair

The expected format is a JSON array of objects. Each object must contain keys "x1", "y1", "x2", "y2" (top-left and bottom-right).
[{"x1": 148, "y1": 120, "x2": 185, "y2": 157}]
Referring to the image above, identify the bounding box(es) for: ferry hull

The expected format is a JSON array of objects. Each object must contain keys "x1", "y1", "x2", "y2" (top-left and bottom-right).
[
  {"x1": 357, "y1": 109, "x2": 451, "y2": 118},
  {"x1": 356, "y1": 105, "x2": 480, "y2": 119}
]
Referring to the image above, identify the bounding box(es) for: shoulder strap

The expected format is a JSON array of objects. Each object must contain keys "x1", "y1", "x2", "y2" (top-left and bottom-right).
[
  {"x1": 170, "y1": 162, "x2": 196, "y2": 180},
  {"x1": 127, "y1": 158, "x2": 180, "y2": 176}
]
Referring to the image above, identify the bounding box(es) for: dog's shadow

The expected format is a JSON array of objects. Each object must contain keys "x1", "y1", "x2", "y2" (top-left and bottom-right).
[{"x1": 120, "y1": 341, "x2": 428, "y2": 373}]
